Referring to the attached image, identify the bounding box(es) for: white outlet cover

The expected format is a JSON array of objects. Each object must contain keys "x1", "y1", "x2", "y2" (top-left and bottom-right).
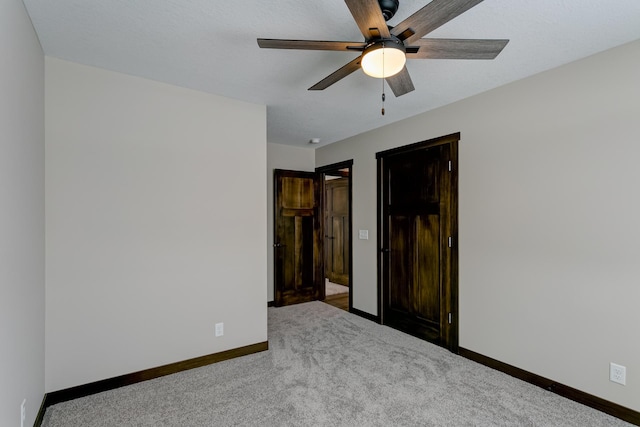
[
  {"x1": 610, "y1": 362, "x2": 626, "y2": 385},
  {"x1": 359, "y1": 230, "x2": 369, "y2": 240}
]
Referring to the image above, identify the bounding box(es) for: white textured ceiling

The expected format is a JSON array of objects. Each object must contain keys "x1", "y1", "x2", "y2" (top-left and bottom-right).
[{"x1": 23, "y1": 0, "x2": 640, "y2": 148}]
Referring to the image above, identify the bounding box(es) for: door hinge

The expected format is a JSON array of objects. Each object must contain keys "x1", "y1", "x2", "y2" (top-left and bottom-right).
[
  {"x1": 448, "y1": 160, "x2": 452, "y2": 172},
  {"x1": 448, "y1": 312, "x2": 452, "y2": 324},
  {"x1": 448, "y1": 236, "x2": 452, "y2": 248}
]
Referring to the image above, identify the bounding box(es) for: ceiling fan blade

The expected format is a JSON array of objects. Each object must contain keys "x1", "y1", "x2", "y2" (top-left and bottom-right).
[
  {"x1": 257, "y1": 39, "x2": 366, "y2": 51},
  {"x1": 407, "y1": 38, "x2": 509, "y2": 59},
  {"x1": 385, "y1": 67, "x2": 415, "y2": 97},
  {"x1": 391, "y1": 0, "x2": 484, "y2": 45},
  {"x1": 344, "y1": 0, "x2": 391, "y2": 39},
  {"x1": 309, "y1": 56, "x2": 363, "y2": 91}
]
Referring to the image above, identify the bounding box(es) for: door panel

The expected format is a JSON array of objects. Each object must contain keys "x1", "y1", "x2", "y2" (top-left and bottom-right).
[
  {"x1": 416, "y1": 214, "x2": 440, "y2": 324},
  {"x1": 378, "y1": 134, "x2": 459, "y2": 351},
  {"x1": 388, "y1": 215, "x2": 412, "y2": 312},
  {"x1": 274, "y1": 170, "x2": 322, "y2": 306},
  {"x1": 331, "y1": 217, "x2": 344, "y2": 273},
  {"x1": 282, "y1": 176, "x2": 315, "y2": 209}
]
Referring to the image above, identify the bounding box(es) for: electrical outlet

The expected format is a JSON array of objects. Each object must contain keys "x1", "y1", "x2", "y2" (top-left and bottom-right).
[
  {"x1": 21, "y1": 399, "x2": 26, "y2": 427},
  {"x1": 215, "y1": 322, "x2": 224, "y2": 337},
  {"x1": 610, "y1": 363, "x2": 626, "y2": 385}
]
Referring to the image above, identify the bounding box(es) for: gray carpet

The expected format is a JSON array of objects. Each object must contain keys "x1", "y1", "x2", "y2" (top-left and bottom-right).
[
  {"x1": 43, "y1": 302, "x2": 632, "y2": 426},
  {"x1": 325, "y1": 280, "x2": 349, "y2": 296}
]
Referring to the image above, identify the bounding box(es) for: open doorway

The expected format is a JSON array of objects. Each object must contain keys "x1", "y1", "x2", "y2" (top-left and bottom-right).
[{"x1": 317, "y1": 160, "x2": 353, "y2": 312}]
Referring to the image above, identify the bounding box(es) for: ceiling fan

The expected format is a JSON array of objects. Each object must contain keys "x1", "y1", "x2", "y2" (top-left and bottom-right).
[{"x1": 257, "y1": 0, "x2": 509, "y2": 97}]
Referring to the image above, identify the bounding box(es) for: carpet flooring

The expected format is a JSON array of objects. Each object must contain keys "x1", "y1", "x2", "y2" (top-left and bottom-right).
[
  {"x1": 325, "y1": 280, "x2": 349, "y2": 296},
  {"x1": 42, "y1": 302, "x2": 632, "y2": 426}
]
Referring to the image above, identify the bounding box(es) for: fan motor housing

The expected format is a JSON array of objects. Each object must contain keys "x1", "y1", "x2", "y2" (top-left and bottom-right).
[
  {"x1": 365, "y1": 35, "x2": 405, "y2": 52},
  {"x1": 379, "y1": 0, "x2": 399, "y2": 21}
]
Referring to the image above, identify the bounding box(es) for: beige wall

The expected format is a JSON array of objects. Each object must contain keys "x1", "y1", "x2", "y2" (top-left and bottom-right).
[
  {"x1": 316, "y1": 40, "x2": 640, "y2": 411},
  {"x1": 0, "y1": 1, "x2": 45, "y2": 425},
  {"x1": 266, "y1": 143, "x2": 315, "y2": 301},
  {"x1": 45, "y1": 58, "x2": 267, "y2": 392}
]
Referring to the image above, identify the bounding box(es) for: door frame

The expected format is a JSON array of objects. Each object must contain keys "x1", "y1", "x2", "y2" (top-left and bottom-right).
[
  {"x1": 316, "y1": 160, "x2": 354, "y2": 312},
  {"x1": 376, "y1": 133, "x2": 459, "y2": 352}
]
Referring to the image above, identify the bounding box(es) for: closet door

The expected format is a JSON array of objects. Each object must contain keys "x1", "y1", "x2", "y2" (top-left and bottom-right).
[{"x1": 378, "y1": 134, "x2": 458, "y2": 351}]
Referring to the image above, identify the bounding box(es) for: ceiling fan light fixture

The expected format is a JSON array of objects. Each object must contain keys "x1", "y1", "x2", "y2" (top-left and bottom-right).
[{"x1": 361, "y1": 39, "x2": 406, "y2": 78}]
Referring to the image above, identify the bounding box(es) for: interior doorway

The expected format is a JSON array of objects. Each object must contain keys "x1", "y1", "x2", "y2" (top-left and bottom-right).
[
  {"x1": 272, "y1": 161, "x2": 353, "y2": 310},
  {"x1": 317, "y1": 161, "x2": 353, "y2": 312}
]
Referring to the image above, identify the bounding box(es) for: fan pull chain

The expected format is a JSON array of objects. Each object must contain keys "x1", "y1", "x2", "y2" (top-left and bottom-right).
[
  {"x1": 381, "y1": 42, "x2": 385, "y2": 116},
  {"x1": 381, "y1": 83, "x2": 385, "y2": 116}
]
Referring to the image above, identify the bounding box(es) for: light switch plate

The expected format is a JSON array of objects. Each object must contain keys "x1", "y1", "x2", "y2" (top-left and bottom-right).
[
  {"x1": 215, "y1": 322, "x2": 224, "y2": 337},
  {"x1": 359, "y1": 230, "x2": 369, "y2": 240}
]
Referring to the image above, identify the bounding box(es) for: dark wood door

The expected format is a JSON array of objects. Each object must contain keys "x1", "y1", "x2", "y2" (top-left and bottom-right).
[
  {"x1": 325, "y1": 178, "x2": 350, "y2": 286},
  {"x1": 274, "y1": 169, "x2": 323, "y2": 306},
  {"x1": 378, "y1": 134, "x2": 458, "y2": 351}
]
